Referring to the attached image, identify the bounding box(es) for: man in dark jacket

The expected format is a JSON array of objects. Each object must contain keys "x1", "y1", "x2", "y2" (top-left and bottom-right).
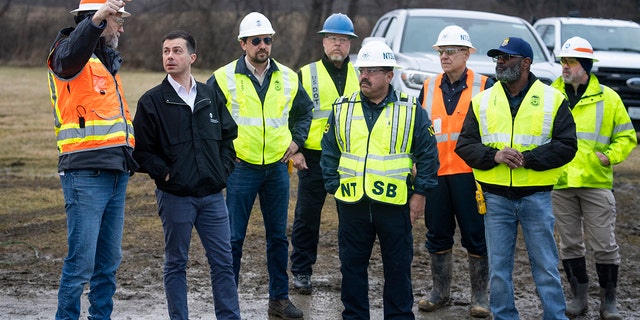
[
  {"x1": 455, "y1": 37, "x2": 577, "y2": 320},
  {"x1": 133, "y1": 30, "x2": 241, "y2": 320},
  {"x1": 47, "y1": 1, "x2": 137, "y2": 319}
]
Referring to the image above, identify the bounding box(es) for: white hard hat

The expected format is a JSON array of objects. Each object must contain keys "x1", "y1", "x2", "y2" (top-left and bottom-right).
[
  {"x1": 353, "y1": 40, "x2": 401, "y2": 68},
  {"x1": 557, "y1": 36, "x2": 599, "y2": 61},
  {"x1": 432, "y1": 25, "x2": 476, "y2": 53},
  {"x1": 238, "y1": 12, "x2": 276, "y2": 40},
  {"x1": 70, "y1": 0, "x2": 130, "y2": 17}
]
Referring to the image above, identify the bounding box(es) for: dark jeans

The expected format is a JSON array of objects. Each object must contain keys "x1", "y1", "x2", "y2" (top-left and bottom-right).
[
  {"x1": 225, "y1": 161, "x2": 291, "y2": 299},
  {"x1": 290, "y1": 158, "x2": 327, "y2": 276},
  {"x1": 156, "y1": 190, "x2": 241, "y2": 320},
  {"x1": 425, "y1": 173, "x2": 487, "y2": 256},
  {"x1": 337, "y1": 198, "x2": 415, "y2": 320}
]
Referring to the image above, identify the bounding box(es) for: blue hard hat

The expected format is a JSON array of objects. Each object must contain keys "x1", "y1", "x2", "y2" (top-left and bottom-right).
[{"x1": 318, "y1": 13, "x2": 358, "y2": 38}]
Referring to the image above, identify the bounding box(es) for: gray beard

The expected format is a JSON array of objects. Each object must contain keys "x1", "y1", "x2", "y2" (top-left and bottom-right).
[
  {"x1": 104, "y1": 35, "x2": 119, "y2": 49},
  {"x1": 496, "y1": 65, "x2": 520, "y2": 82}
]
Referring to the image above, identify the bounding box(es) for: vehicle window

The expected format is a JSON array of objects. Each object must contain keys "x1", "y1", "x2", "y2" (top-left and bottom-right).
[
  {"x1": 561, "y1": 25, "x2": 640, "y2": 52},
  {"x1": 384, "y1": 17, "x2": 399, "y2": 47},
  {"x1": 372, "y1": 17, "x2": 390, "y2": 37},
  {"x1": 400, "y1": 16, "x2": 550, "y2": 62},
  {"x1": 536, "y1": 24, "x2": 556, "y2": 50}
]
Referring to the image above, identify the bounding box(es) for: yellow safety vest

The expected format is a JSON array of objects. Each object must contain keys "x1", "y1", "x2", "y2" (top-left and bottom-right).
[
  {"x1": 47, "y1": 54, "x2": 135, "y2": 155},
  {"x1": 472, "y1": 80, "x2": 565, "y2": 186},
  {"x1": 214, "y1": 60, "x2": 298, "y2": 165},
  {"x1": 299, "y1": 61, "x2": 360, "y2": 150},
  {"x1": 551, "y1": 74, "x2": 637, "y2": 189},
  {"x1": 333, "y1": 91, "x2": 416, "y2": 205}
]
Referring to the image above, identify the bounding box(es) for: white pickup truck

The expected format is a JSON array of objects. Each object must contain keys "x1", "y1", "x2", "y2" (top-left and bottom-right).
[
  {"x1": 359, "y1": 8, "x2": 561, "y2": 97},
  {"x1": 534, "y1": 17, "x2": 640, "y2": 130}
]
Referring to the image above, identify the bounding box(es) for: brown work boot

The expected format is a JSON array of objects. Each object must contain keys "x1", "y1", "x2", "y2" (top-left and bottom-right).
[{"x1": 268, "y1": 298, "x2": 304, "y2": 319}]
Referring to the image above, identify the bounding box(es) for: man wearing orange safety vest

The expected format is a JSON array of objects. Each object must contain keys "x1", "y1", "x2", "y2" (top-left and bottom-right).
[
  {"x1": 416, "y1": 25, "x2": 494, "y2": 318},
  {"x1": 46, "y1": 0, "x2": 137, "y2": 319}
]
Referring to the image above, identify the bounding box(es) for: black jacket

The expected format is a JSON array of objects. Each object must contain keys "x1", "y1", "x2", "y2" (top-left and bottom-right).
[{"x1": 133, "y1": 77, "x2": 238, "y2": 197}]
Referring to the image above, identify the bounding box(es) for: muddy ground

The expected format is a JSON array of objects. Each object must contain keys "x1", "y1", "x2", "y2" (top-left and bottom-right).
[{"x1": 1, "y1": 156, "x2": 639, "y2": 319}]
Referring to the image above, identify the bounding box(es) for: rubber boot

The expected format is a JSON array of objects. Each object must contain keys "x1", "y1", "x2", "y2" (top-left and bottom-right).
[
  {"x1": 596, "y1": 264, "x2": 622, "y2": 320},
  {"x1": 562, "y1": 258, "x2": 589, "y2": 317},
  {"x1": 468, "y1": 254, "x2": 490, "y2": 318},
  {"x1": 418, "y1": 250, "x2": 452, "y2": 312}
]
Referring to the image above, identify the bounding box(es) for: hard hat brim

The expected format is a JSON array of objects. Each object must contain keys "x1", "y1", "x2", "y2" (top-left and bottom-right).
[{"x1": 70, "y1": 4, "x2": 131, "y2": 17}]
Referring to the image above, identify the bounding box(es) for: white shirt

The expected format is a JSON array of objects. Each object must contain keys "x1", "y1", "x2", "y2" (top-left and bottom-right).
[
  {"x1": 167, "y1": 74, "x2": 197, "y2": 112},
  {"x1": 244, "y1": 56, "x2": 271, "y2": 86}
]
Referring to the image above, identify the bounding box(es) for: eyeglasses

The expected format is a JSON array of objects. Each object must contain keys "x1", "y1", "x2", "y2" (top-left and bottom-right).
[
  {"x1": 491, "y1": 54, "x2": 524, "y2": 62},
  {"x1": 358, "y1": 67, "x2": 389, "y2": 75},
  {"x1": 325, "y1": 36, "x2": 350, "y2": 44},
  {"x1": 250, "y1": 37, "x2": 273, "y2": 46},
  {"x1": 113, "y1": 17, "x2": 124, "y2": 27},
  {"x1": 560, "y1": 57, "x2": 580, "y2": 66},
  {"x1": 436, "y1": 48, "x2": 467, "y2": 56}
]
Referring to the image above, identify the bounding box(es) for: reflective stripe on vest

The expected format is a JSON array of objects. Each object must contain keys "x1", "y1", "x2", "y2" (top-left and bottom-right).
[
  {"x1": 214, "y1": 60, "x2": 296, "y2": 165},
  {"x1": 333, "y1": 91, "x2": 416, "y2": 205},
  {"x1": 422, "y1": 70, "x2": 487, "y2": 175},
  {"x1": 48, "y1": 55, "x2": 134, "y2": 155},
  {"x1": 472, "y1": 80, "x2": 564, "y2": 186},
  {"x1": 301, "y1": 61, "x2": 360, "y2": 150}
]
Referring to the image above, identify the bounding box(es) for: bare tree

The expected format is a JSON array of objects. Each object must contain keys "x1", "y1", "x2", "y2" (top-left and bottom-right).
[{"x1": 0, "y1": 0, "x2": 11, "y2": 18}]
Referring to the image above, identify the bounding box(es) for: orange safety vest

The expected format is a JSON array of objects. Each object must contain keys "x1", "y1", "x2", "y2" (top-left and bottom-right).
[
  {"x1": 47, "y1": 55, "x2": 135, "y2": 155},
  {"x1": 422, "y1": 70, "x2": 487, "y2": 176}
]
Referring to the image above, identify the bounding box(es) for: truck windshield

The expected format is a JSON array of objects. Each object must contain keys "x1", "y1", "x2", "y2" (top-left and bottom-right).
[
  {"x1": 400, "y1": 16, "x2": 548, "y2": 62},
  {"x1": 561, "y1": 25, "x2": 640, "y2": 52}
]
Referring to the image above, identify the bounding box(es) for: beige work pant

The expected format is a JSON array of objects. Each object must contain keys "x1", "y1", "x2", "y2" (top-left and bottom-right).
[{"x1": 551, "y1": 188, "x2": 620, "y2": 265}]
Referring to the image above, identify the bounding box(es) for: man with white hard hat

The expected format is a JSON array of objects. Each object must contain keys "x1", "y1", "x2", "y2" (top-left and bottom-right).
[
  {"x1": 207, "y1": 11, "x2": 313, "y2": 320},
  {"x1": 321, "y1": 40, "x2": 439, "y2": 319},
  {"x1": 550, "y1": 36, "x2": 637, "y2": 320},
  {"x1": 416, "y1": 25, "x2": 493, "y2": 318},
  {"x1": 47, "y1": 0, "x2": 136, "y2": 319},
  {"x1": 289, "y1": 13, "x2": 360, "y2": 295}
]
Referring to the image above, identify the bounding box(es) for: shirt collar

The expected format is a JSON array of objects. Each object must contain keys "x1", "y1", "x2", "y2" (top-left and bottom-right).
[{"x1": 167, "y1": 74, "x2": 196, "y2": 95}]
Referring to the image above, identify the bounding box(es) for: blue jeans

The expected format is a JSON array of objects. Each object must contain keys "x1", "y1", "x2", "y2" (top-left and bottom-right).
[
  {"x1": 290, "y1": 158, "x2": 327, "y2": 276},
  {"x1": 156, "y1": 190, "x2": 241, "y2": 320},
  {"x1": 484, "y1": 191, "x2": 567, "y2": 320},
  {"x1": 225, "y1": 161, "x2": 290, "y2": 299},
  {"x1": 56, "y1": 169, "x2": 128, "y2": 320}
]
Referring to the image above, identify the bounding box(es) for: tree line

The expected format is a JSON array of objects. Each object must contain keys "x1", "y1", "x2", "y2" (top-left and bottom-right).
[{"x1": 1, "y1": 0, "x2": 638, "y2": 71}]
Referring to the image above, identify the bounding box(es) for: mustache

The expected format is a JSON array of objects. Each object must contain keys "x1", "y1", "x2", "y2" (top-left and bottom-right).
[{"x1": 360, "y1": 79, "x2": 371, "y2": 86}]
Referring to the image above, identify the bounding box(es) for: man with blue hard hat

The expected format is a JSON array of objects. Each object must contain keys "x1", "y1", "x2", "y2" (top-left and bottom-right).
[
  {"x1": 289, "y1": 13, "x2": 360, "y2": 295},
  {"x1": 455, "y1": 36, "x2": 577, "y2": 320}
]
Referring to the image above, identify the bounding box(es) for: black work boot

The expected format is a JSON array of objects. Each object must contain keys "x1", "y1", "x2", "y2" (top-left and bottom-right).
[
  {"x1": 468, "y1": 254, "x2": 490, "y2": 318},
  {"x1": 596, "y1": 264, "x2": 622, "y2": 320},
  {"x1": 562, "y1": 257, "x2": 589, "y2": 317},
  {"x1": 418, "y1": 250, "x2": 452, "y2": 312},
  {"x1": 268, "y1": 298, "x2": 303, "y2": 319}
]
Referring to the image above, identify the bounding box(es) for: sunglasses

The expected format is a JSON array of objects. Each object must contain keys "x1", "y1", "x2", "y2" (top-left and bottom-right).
[
  {"x1": 560, "y1": 57, "x2": 580, "y2": 66},
  {"x1": 436, "y1": 48, "x2": 467, "y2": 56},
  {"x1": 250, "y1": 37, "x2": 273, "y2": 46},
  {"x1": 492, "y1": 54, "x2": 524, "y2": 62}
]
